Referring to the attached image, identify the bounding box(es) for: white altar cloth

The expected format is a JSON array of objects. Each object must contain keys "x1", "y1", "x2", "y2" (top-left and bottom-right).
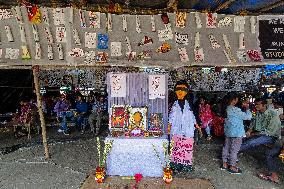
[{"x1": 106, "y1": 136, "x2": 168, "y2": 177}]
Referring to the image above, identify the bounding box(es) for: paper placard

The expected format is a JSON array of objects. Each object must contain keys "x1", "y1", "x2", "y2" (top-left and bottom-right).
[
  {"x1": 19, "y1": 25, "x2": 27, "y2": 43},
  {"x1": 195, "y1": 12, "x2": 202, "y2": 29},
  {"x1": 32, "y1": 24, "x2": 39, "y2": 42},
  {"x1": 41, "y1": 7, "x2": 49, "y2": 25},
  {"x1": 178, "y1": 47, "x2": 189, "y2": 62},
  {"x1": 258, "y1": 16, "x2": 284, "y2": 59},
  {"x1": 149, "y1": 75, "x2": 166, "y2": 99},
  {"x1": 44, "y1": 27, "x2": 53, "y2": 44},
  {"x1": 57, "y1": 44, "x2": 64, "y2": 60},
  {"x1": 53, "y1": 8, "x2": 65, "y2": 26},
  {"x1": 175, "y1": 33, "x2": 189, "y2": 45},
  {"x1": 21, "y1": 45, "x2": 30, "y2": 60},
  {"x1": 111, "y1": 42, "x2": 122, "y2": 57},
  {"x1": 171, "y1": 135, "x2": 194, "y2": 166},
  {"x1": 5, "y1": 48, "x2": 19, "y2": 59},
  {"x1": 13, "y1": 6, "x2": 23, "y2": 24},
  {"x1": 234, "y1": 16, "x2": 246, "y2": 32},
  {"x1": 151, "y1": 15, "x2": 156, "y2": 32},
  {"x1": 0, "y1": 9, "x2": 13, "y2": 20},
  {"x1": 110, "y1": 73, "x2": 126, "y2": 97},
  {"x1": 206, "y1": 13, "x2": 217, "y2": 28},
  {"x1": 122, "y1": 15, "x2": 127, "y2": 32},
  {"x1": 136, "y1": 15, "x2": 141, "y2": 33},
  {"x1": 176, "y1": 12, "x2": 186, "y2": 28},
  {"x1": 107, "y1": 13, "x2": 112, "y2": 31},
  {"x1": 73, "y1": 28, "x2": 81, "y2": 46},
  {"x1": 79, "y1": 9, "x2": 86, "y2": 28},
  {"x1": 56, "y1": 27, "x2": 66, "y2": 43},
  {"x1": 47, "y1": 44, "x2": 53, "y2": 60},
  {"x1": 69, "y1": 7, "x2": 73, "y2": 24},
  {"x1": 5, "y1": 25, "x2": 14, "y2": 42},
  {"x1": 35, "y1": 42, "x2": 41, "y2": 60},
  {"x1": 68, "y1": 48, "x2": 84, "y2": 58},
  {"x1": 89, "y1": 11, "x2": 100, "y2": 28},
  {"x1": 85, "y1": 32, "x2": 97, "y2": 49}
]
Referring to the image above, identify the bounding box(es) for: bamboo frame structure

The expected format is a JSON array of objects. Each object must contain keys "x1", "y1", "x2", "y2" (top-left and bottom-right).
[{"x1": 32, "y1": 66, "x2": 50, "y2": 159}]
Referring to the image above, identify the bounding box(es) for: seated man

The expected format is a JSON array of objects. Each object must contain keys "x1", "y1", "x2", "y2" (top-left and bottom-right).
[
  {"x1": 242, "y1": 98, "x2": 282, "y2": 148},
  {"x1": 53, "y1": 94, "x2": 71, "y2": 135},
  {"x1": 258, "y1": 141, "x2": 283, "y2": 184},
  {"x1": 74, "y1": 94, "x2": 88, "y2": 133},
  {"x1": 88, "y1": 95, "x2": 108, "y2": 135},
  {"x1": 240, "y1": 98, "x2": 282, "y2": 183}
]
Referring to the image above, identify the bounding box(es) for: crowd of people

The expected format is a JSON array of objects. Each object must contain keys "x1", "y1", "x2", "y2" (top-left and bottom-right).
[
  {"x1": 167, "y1": 81, "x2": 283, "y2": 182},
  {"x1": 12, "y1": 91, "x2": 108, "y2": 137},
  {"x1": 8, "y1": 85, "x2": 284, "y2": 183},
  {"x1": 191, "y1": 92, "x2": 283, "y2": 183}
]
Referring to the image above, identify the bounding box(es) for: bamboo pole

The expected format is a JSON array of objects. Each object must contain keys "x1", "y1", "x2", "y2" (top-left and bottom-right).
[{"x1": 32, "y1": 66, "x2": 50, "y2": 159}]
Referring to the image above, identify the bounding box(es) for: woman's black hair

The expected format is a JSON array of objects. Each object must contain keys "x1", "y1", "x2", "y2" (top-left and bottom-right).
[{"x1": 174, "y1": 80, "x2": 190, "y2": 90}]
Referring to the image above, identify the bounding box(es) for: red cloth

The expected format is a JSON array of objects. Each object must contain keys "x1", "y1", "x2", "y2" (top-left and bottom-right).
[{"x1": 211, "y1": 113, "x2": 224, "y2": 137}]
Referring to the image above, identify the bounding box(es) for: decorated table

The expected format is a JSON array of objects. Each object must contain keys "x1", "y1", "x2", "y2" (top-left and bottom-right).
[{"x1": 106, "y1": 135, "x2": 168, "y2": 177}]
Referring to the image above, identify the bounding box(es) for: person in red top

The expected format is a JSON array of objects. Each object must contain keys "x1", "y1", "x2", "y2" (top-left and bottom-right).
[
  {"x1": 12, "y1": 98, "x2": 33, "y2": 137},
  {"x1": 199, "y1": 97, "x2": 213, "y2": 140},
  {"x1": 211, "y1": 100, "x2": 225, "y2": 137}
]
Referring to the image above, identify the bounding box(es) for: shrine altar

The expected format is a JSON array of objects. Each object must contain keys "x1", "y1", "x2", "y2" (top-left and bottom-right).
[{"x1": 106, "y1": 136, "x2": 168, "y2": 177}]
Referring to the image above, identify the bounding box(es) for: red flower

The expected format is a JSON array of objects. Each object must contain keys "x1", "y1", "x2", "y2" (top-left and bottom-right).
[{"x1": 134, "y1": 173, "x2": 143, "y2": 183}]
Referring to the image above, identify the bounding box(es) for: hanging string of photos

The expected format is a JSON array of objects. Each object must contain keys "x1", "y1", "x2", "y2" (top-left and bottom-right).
[{"x1": 39, "y1": 67, "x2": 262, "y2": 92}]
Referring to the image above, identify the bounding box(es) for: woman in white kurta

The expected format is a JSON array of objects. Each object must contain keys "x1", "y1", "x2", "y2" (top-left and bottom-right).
[{"x1": 169, "y1": 80, "x2": 197, "y2": 172}]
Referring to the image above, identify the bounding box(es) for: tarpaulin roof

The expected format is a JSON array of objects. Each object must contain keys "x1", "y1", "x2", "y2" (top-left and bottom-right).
[{"x1": 0, "y1": 0, "x2": 283, "y2": 15}]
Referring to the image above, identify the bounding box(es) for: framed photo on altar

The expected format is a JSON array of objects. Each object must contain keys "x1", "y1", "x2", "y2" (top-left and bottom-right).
[
  {"x1": 149, "y1": 113, "x2": 164, "y2": 130},
  {"x1": 110, "y1": 105, "x2": 129, "y2": 130},
  {"x1": 149, "y1": 113, "x2": 164, "y2": 137},
  {"x1": 128, "y1": 107, "x2": 148, "y2": 131}
]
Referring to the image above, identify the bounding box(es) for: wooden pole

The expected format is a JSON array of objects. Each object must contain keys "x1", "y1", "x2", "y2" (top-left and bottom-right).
[{"x1": 32, "y1": 66, "x2": 50, "y2": 159}]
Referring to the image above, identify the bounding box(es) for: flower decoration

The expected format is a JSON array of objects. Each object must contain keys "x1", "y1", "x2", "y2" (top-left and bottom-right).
[
  {"x1": 152, "y1": 140, "x2": 174, "y2": 168},
  {"x1": 134, "y1": 173, "x2": 143, "y2": 183},
  {"x1": 163, "y1": 167, "x2": 173, "y2": 184},
  {"x1": 94, "y1": 138, "x2": 113, "y2": 183},
  {"x1": 96, "y1": 138, "x2": 113, "y2": 166}
]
